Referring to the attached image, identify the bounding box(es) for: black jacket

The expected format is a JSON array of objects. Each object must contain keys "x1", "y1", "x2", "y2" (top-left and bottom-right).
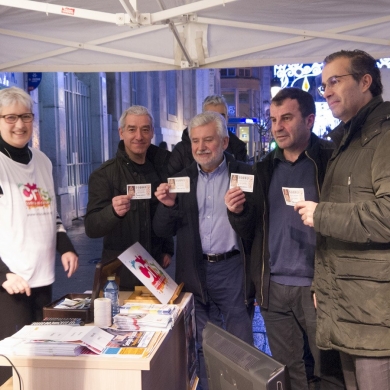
[
  {"x1": 85, "y1": 142, "x2": 174, "y2": 288},
  {"x1": 153, "y1": 152, "x2": 255, "y2": 305},
  {"x1": 228, "y1": 133, "x2": 333, "y2": 308},
  {"x1": 168, "y1": 128, "x2": 248, "y2": 175}
]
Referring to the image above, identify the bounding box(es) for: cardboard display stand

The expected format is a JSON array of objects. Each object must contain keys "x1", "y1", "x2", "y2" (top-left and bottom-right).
[{"x1": 126, "y1": 283, "x2": 184, "y2": 304}]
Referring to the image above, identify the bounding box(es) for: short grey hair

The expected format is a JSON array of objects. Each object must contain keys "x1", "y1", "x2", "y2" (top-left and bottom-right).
[
  {"x1": 188, "y1": 111, "x2": 229, "y2": 139},
  {"x1": 0, "y1": 87, "x2": 33, "y2": 113},
  {"x1": 202, "y1": 94, "x2": 228, "y2": 113},
  {"x1": 119, "y1": 105, "x2": 154, "y2": 129}
]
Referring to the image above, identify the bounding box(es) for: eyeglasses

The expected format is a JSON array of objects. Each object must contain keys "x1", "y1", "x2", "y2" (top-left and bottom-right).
[
  {"x1": 317, "y1": 74, "x2": 356, "y2": 97},
  {"x1": 0, "y1": 113, "x2": 34, "y2": 124}
]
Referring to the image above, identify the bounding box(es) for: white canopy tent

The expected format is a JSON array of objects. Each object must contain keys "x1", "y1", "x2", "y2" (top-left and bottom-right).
[{"x1": 0, "y1": 0, "x2": 389, "y2": 72}]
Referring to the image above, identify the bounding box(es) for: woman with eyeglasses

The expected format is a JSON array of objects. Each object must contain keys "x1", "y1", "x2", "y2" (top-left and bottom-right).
[{"x1": 0, "y1": 86, "x2": 79, "y2": 385}]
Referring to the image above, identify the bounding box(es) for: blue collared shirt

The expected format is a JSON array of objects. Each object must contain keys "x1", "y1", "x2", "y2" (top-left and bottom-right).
[{"x1": 196, "y1": 156, "x2": 239, "y2": 254}]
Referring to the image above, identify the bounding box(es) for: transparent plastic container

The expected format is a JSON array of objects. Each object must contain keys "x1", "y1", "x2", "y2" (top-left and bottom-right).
[{"x1": 103, "y1": 275, "x2": 119, "y2": 317}]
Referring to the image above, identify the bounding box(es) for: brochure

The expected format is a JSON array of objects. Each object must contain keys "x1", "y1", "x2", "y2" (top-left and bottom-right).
[
  {"x1": 118, "y1": 242, "x2": 178, "y2": 304},
  {"x1": 119, "y1": 303, "x2": 179, "y2": 318},
  {"x1": 113, "y1": 313, "x2": 173, "y2": 331},
  {"x1": 11, "y1": 325, "x2": 114, "y2": 355},
  {"x1": 102, "y1": 331, "x2": 156, "y2": 357}
]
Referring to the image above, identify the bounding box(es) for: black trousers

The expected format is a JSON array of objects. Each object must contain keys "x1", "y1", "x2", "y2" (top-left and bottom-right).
[
  {"x1": 0, "y1": 284, "x2": 52, "y2": 385},
  {"x1": 261, "y1": 281, "x2": 345, "y2": 390}
]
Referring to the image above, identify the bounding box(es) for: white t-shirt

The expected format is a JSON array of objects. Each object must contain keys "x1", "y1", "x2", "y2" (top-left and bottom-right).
[{"x1": 0, "y1": 149, "x2": 56, "y2": 288}]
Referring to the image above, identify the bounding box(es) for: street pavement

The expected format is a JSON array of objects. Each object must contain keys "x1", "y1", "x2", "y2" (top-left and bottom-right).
[{"x1": 53, "y1": 218, "x2": 270, "y2": 355}]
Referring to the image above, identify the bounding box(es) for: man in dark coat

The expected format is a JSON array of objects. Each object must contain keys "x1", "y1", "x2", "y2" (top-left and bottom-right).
[
  {"x1": 296, "y1": 49, "x2": 390, "y2": 390},
  {"x1": 153, "y1": 111, "x2": 254, "y2": 390},
  {"x1": 85, "y1": 105, "x2": 173, "y2": 289},
  {"x1": 226, "y1": 88, "x2": 344, "y2": 390}
]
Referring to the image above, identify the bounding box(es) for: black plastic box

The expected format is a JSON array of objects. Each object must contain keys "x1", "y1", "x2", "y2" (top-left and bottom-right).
[{"x1": 43, "y1": 258, "x2": 122, "y2": 323}]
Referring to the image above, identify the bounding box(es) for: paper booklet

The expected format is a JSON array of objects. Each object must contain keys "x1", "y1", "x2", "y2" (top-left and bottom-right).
[
  {"x1": 119, "y1": 303, "x2": 179, "y2": 320},
  {"x1": 80, "y1": 330, "x2": 164, "y2": 358},
  {"x1": 10, "y1": 325, "x2": 114, "y2": 355},
  {"x1": 101, "y1": 330, "x2": 160, "y2": 357},
  {"x1": 113, "y1": 313, "x2": 173, "y2": 332},
  {"x1": 118, "y1": 242, "x2": 178, "y2": 304}
]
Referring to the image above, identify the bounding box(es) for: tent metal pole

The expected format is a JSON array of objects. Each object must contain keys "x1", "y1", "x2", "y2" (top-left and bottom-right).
[
  {"x1": 118, "y1": 0, "x2": 137, "y2": 22},
  {"x1": 168, "y1": 22, "x2": 194, "y2": 68}
]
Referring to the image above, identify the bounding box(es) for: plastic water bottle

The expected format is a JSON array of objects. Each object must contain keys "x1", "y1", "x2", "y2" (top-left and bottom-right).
[{"x1": 103, "y1": 275, "x2": 119, "y2": 318}]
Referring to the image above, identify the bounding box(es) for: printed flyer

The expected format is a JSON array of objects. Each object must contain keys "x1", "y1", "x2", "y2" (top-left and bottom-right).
[{"x1": 118, "y1": 242, "x2": 178, "y2": 304}]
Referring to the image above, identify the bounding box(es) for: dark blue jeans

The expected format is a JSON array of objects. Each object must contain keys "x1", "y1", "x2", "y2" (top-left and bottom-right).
[{"x1": 195, "y1": 254, "x2": 253, "y2": 390}]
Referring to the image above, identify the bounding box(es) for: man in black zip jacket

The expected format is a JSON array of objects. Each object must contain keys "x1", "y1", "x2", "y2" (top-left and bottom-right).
[
  {"x1": 153, "y1": 111, "x2": 254, "y2": 390},
  {"x1": 85, "y1": 105, "x2": 173, "y2": 290},
  {"x1": 226, "y1": 88, "x2": 344, "y2": 390}
]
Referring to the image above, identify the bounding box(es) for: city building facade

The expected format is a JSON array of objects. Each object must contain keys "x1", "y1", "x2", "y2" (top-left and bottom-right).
[
  {"x1": 1, "y1": 62, "x2": 389, "y2": 226},
  {"x1": 0, "y1": 69, "x2": 219, "y2": 227}
]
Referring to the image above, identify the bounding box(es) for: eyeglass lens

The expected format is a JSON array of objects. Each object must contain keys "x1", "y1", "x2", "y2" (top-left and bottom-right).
[{"x1": 1, "y1": 114, "x2": 34, "y2": 123}]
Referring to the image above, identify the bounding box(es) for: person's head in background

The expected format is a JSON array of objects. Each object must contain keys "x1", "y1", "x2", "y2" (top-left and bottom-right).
[
  {"x1": 159, "y1": 141, "x2": 168, "y2": 150},
  {"x1": 202, "y1": 95, "x2": 228, "y2": 119},
  {"x1": 0, "y1": 87, "x2": 34, "y2": 148}
]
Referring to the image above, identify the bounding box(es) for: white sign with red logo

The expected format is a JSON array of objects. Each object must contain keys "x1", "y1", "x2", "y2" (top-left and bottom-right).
[
  {"x1": 61, "y1": 7, "x2": 75, "y2": 15},
  {"x1": 118, "y1": 242, "x2": 178, "y2": 304}
]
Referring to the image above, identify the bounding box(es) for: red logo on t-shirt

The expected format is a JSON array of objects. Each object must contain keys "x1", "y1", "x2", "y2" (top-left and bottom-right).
[{"x1": 19, "y1": 183, "x2": 52, "y2": 209}]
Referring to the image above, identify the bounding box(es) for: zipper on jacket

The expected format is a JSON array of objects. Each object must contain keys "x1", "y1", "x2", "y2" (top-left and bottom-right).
[
  {"x1": 260, "y1": 198, "x2": 266, "y2": 306},
  {"x1": 305, "y1": 151, "x2": 321, "y2": 197},
  {"x1": 238, "y1": 237, "x2": 249, "y2": 307},
  {"x1": 348, "y1": 174, "x2": 351, "y2": 202}
]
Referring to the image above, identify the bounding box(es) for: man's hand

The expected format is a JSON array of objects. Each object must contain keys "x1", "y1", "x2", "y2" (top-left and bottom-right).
[
  {"x1": 155, "y1": 183, "x2": 177, "y2": 207},
  {"x1": 224, "y1": 187, "x2": 246, "y2": 214},
  {"x1": 294, "y1": 201, "x2": 318, "y2": 227},
  {"x1": 2, "y1": 273, "x2": 31, "y2": 296},
  {"x1": 160, "y1": 253, "x2": 171, "y2": 269},
  {"x1": 61, "y1": 251, "x2": 79, "y2": 277},
  {"x1": 112, "y1": 194, "x2": 132, "y2": 217}
]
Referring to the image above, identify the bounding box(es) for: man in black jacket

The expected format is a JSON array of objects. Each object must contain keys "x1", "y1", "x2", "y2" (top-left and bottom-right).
[
  {"x1": 154, "y1": 111, "x2": 254, "y2": 390},
  {"x1": 85, "y1": 105, "x2": 173, "y2": 289},
  {"x1": 226, "y1": 88, "x2": 344, "y2": 390},
  {"x1": 168, "y1": 94, "x2": 247, "y2": 175}
]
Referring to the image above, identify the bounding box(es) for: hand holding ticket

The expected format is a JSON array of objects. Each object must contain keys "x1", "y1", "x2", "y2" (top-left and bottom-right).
[{"x1": 294, "y1": 200, "x2": 317, "y2": 228}]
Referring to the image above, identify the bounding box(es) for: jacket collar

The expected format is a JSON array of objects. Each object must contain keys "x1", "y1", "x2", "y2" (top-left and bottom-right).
[
  {"x1": 115, "y1": 140, "x2": 170, "y2": 166},
  {"x1": 187, "y1": 151, "x2": 238, "y2": 179},
  {"x1": 329, "y1": 95, "x2": 386, "y2": 148},
  {"x1": 271, "y1": 132, "x2": 321, "y2": 165}
]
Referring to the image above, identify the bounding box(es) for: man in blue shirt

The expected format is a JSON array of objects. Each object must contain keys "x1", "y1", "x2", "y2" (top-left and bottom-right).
[
  {"x1": 226, "y1": 88, "x2": 344, "y2": 390},
  {"x1": 153, "y1": 111, "x2": 254, "y2": 390}
]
